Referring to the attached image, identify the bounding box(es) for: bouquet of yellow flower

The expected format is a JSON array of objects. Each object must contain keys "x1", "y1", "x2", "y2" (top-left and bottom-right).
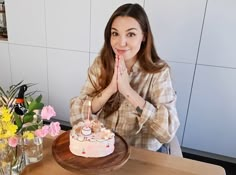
[{"x1": 0, "y1": 81, "x2": 61, "y2": 148}]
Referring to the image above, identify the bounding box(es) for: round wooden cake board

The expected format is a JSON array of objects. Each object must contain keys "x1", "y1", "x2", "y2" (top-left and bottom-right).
[{"x1": 52, "y1": 131, "x2": 130, "y2": 175}]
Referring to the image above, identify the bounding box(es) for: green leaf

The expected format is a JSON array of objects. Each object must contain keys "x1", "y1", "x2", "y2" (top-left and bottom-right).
[
  {"x1": 21, "y1": 124, "x2": 39, "y2": 132},
  {"x1": 35, "y1": 94, "x2": 42, "y2": 103},
  {"x1": 23, "y1": 111, "x2": 35, "y2": 123},
  {"x1": 37, "y1": 119, "x2": 43, "y2": 127},
  {"x1": 13, "y1": 113, "x2": 23, "y2": 131},
  {"x1": 28, "y1": 100, "x2": 44, "y2": 112},
  {"x1": 25, "y1": 96, "x2": 33, "y2": 102}
]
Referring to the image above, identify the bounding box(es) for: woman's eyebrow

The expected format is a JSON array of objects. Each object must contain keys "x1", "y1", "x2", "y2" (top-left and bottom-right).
[
  {"x1": 111, "y1": 27, "x2": 138, "y2": 31},
  {"x1": 126, "y1": 28, "x2": 137, "y2": 32}
]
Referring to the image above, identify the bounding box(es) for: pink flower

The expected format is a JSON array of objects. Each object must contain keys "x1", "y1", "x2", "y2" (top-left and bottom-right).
[
  {"x1": 35, "y1": 125, "x2": 49, "y2": 137},
  {"x1": 48, "y1": 122, "x2": 61, "y2": 137},
  {"x1": 41, "y1": 105, "x2": 56, "y2": 120},
  {"x1": 8, "y1": 136, "x2": 18, "y2": 147}
]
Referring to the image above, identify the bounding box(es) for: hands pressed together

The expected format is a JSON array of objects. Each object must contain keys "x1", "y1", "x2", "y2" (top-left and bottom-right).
[{"x1": 109, "y1": 55, "x2": 131, "y2": 97}]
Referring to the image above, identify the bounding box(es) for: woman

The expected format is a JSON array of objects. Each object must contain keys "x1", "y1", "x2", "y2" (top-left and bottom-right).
[{"x1": 70, "y1": 3, "x2": 180, "y2": 153}]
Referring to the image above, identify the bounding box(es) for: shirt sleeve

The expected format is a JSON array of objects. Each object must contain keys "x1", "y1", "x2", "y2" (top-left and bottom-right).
[
  {"x1": 70, "y1": 57, "x2": 101, "y2": 126},
  {"x1": 137, "y1": 67, "x2": 180, "y2": 143}
]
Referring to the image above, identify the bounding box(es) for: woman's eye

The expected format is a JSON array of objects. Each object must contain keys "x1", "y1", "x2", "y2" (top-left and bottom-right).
[
  {"x1": 127, "y1": 33, "x2": 136, "y2": 37},
  {"x1": 111, "y1": 32, "x2": 118, "y2": 37}
]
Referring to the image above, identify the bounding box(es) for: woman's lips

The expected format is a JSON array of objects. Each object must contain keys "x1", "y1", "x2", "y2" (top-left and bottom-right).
[{"x1": 116, "y1": 49, "x2": 128, "y2": 55}]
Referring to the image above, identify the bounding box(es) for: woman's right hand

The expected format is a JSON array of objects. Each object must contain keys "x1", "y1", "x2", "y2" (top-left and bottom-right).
[{"x1": 107, "y1": 55, "x2": 119, "y2": 94}]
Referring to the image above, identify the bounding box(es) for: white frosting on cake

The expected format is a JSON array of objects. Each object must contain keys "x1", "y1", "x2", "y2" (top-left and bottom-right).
[{"x1": 69, "y1": 119, "x2": 115, "y2": 158}]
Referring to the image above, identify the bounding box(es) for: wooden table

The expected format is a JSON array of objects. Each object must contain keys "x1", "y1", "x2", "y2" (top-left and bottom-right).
[{"x1": 21, "y1": 133, "x2": 226, "y2": 175}]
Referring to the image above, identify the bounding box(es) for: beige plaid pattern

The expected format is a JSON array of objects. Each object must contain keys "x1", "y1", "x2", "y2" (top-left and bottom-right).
[{"x1": 70, "y1": 57, "x2": 180, "y2": 151}]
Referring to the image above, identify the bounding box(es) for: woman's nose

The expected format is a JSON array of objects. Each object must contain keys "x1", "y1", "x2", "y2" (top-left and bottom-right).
[{"x1": 118, "y1": 36, "x2": 127, "y2": 47}]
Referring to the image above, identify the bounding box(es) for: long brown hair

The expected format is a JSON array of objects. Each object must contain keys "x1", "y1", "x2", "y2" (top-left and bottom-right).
[{"x1": 97, "y1": 3, "x2": 167, "y2": 91}]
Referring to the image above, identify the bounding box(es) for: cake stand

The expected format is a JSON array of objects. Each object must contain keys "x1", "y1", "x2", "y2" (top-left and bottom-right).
[{"x1": 52, "y1": 131, "x2": 130, "y2": 175}]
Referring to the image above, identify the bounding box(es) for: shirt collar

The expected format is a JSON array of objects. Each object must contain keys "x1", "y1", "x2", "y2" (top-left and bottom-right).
[{"x1": 130, "y1": 59, "x2": 141, "y2": 73}]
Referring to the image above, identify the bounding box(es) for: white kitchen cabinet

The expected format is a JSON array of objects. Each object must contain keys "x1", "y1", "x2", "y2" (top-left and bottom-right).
[
  {"x1": 0, "y1": 42, "x2": 11, "y2": 89},
  {"x1": 45, "y1": 0, "x2": 90, "y2": 52},
  {"x1": 168, "y1": 62, "x2": 195, "y2": 143},
  {"x1": 198, "y1": 0, "x2": 236, "y2": 68},
  {"x1": 144, "y1": 0, "x2": 206, "y2": 63},
  {"x1": 9, "y1": 44, "x2": 48, "y2": 103},
  {"x1": 5, "y1": 0, "x2": 46, "y2": 46},
  {"x1": 183, "y1": 65, "x2": 236, "y2": 158},
  {"x1": 47, "y1": 48, "x2": 89, "y2": 122}
]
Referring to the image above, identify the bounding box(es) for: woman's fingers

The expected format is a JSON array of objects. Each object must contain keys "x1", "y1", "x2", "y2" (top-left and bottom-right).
[
  {"x1": 116, "y1": 55, "x2": 130, "y2": 96},
  {"x1": 117, "y1": 55, "x2": 127, "y2": 76}
]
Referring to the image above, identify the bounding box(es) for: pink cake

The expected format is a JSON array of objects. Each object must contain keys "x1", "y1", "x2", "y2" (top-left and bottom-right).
[{"x1": 69, "y1": 119, "x2": 115, "y2": 158}]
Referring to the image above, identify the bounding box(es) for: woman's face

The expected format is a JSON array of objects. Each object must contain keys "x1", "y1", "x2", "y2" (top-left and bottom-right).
[{"x1": 110, "y1": 16, "x2": 144, "y2": 62}]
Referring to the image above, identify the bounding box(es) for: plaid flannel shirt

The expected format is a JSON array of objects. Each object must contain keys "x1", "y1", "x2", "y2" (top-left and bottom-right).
[{"x1": 70, "y1": 57, "x2": 180, "y2": 151}]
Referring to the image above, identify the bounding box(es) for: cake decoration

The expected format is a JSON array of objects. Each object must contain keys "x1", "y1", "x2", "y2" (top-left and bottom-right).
[{"x1": 69, "y1": 101, "x2": 115, "y2": 158}]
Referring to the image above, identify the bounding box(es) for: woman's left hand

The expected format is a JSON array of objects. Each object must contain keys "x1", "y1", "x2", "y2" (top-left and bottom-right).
[{"x1": 117, "y1": 55, "x2": 131, "y2": 96}]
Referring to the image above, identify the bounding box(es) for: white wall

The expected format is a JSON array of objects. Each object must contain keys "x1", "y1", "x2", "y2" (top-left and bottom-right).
[
  {"x1": 144, "y1": 0, "x2": 206, "y2": 146},
  {"x1": 0, "y1": 0, "x2": 235, "y2": 161},
  {"x1": 182, "y1": 0, "x2": 236, "y2": 159}
]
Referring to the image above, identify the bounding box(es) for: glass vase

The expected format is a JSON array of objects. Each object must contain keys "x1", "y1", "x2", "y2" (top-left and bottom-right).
[
  {"x1": 0, "y1": 139, "x2": 15, "y2": 175},
  {"x1": 0, "y1": 138, "x2": 25, "y2": 175},
  {"x1": 0, "y1": 136, "x2": 43, "y2": 175},
  {"x1": 24, "y1": 136, "x2": 43, "y2": 165},
  {"x1": 22, "y1": 114, "x2": 44, "y2": 165},
  {"x1": 11, "y1": 139, "x2": 26, "y2": 175}
]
